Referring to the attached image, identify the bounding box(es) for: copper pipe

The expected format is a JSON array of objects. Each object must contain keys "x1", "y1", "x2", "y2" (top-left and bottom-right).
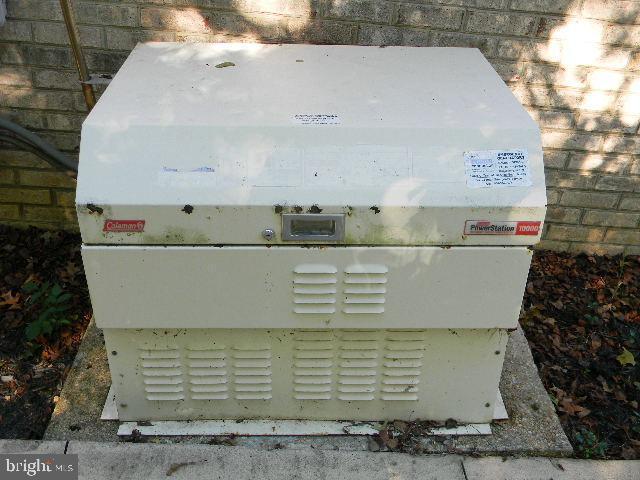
[{"x1": 59, "y1": 0, "x2": 96, "y2": 111}]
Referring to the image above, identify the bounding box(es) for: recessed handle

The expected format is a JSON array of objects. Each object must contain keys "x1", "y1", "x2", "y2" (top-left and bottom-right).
[{"x1": 282, "y1": 214, "x2": 345, "y2": 242}]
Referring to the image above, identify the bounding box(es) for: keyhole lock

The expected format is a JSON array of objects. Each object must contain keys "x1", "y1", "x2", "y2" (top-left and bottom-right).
[{"x1": 262, "y1": 228, "x2": 275, "y2": 241}]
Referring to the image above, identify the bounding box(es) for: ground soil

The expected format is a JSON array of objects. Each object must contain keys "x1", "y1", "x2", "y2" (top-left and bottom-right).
[
  {"x1": 0, "y1": 226, "x2": 91, "y2": 439},
  {"x1": 521, "y1": 251, "x2": 639, "y2": 459}
]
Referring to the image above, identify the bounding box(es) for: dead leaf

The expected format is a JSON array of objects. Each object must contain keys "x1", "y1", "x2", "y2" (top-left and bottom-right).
[
  {"x1": 215, "y1": 61, "x2": 235, "y2": 68},
  {"x1": 617, "y1": 348, "x2": 636, "y2": 366},
  {"x1": 377, "y1": 429, "x2": 399, "y2": 450},
  {"x1": 0, "y1": 291, "x2": 21, "y2": 310}
]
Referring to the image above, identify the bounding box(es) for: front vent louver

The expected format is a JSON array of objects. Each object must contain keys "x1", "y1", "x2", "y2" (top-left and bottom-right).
[
  {"x1": 337, "y1": 330, "x2": 379, "y2": 401},
  {"x1": 293, "y1": 331, "x2": 334, "y2": 400},
  {"x1": 291, "y1": 330, "x2": 425, "y2": 403},
  {"x1": 381, "y1": 331, "x2": 425, "y2": 401},
  {"x1": 293, "y1": 264, "x2": 337, "y2": 314},
  {"x1": 232, "y1": 345, "x2": 273, "y2": 400},
  {"x1": 136, "y1": 330, "x2": 424, "y2": 406},
  {"x1": 140, "y1": 348, "x2": 184, "y2": 401},
  {"x1": 343, "y1": 264, "x2": 387, "y2": 314},
  {"x1": 186, "y1": 346, "x2": 228, "y2": 400}
]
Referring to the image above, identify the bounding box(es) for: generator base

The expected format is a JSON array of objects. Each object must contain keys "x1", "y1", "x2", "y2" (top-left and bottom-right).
[
  {"x1": 104, "y1": 327, "x2": 508, "y2": 423},
  {"x1": 103, "y1": 385, "x2": 506, "y2": 436}
]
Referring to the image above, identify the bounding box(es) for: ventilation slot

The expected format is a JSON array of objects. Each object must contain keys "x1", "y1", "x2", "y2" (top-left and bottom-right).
[
  {"x1": 140, "y1": 348, "x2": 184, "y2": 401},
  {"x1": 293, "y1": 264, "x2": 337, "y2": 314},
  {"x1": 233, "y1": 346, "x2": 272, "y2": 400},
  {"x1": 293, "y1": 331, "x2": 334, "y2": 400},
  {"x1": 187, "y1": 346, "x2": 228, "y2": 400},
  {"x1": 381, "y1": 331, "x2": 425, "y2": 401},
  {"x1": 337, "y1": 331, "x2": 379, "y2": 401},
  {"x1": 343, "y1": 264, "x2": 387, "y2": 314}
]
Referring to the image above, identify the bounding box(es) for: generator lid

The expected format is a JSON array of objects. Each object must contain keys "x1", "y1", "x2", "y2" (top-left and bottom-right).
[{"x1": 76, "y1": 43, "x2": 546, "y2": 246}]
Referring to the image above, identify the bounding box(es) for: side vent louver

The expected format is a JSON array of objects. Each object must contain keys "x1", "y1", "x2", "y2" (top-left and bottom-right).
[
  {"x1": 293, "y1": 264, "x2": 337, "y2": 314},
  {"x1": 233, "y1": 346, "x2": 272, "y2": 400},
  {"x1": 140, "y1": 348, "x2": 184, "y2": 401},
  {"x1": 187, "y1": 346, "x2": 228, "y2": 400},
  {"x1": 343, "y1": 264, "x2": 387, "y2": 314}
]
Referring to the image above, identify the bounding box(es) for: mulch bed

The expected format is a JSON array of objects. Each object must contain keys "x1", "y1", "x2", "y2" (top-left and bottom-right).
[
  {"x1": 521, "y1": 251, "x2": 639, "y2": 459},
  {"x1": 0, "y1": 225, "x2": 91, "y2": 439}
]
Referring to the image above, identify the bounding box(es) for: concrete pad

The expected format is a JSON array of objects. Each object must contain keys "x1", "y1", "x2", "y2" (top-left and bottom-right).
[
  {"x1": 67, "y1": 441, "x2": 466, "y2": 480},
  {"x1": 45, "y1": 320, "x2": 117, "y2": 442},
  {"x1": 0, "y1": 440, "x2": 66, "y2": 454},
  {"x1": 434, "y1": 326, "x2": 573, "y2": 456},
  {"x1": 463, "y1": 457, "x2": 640, "y2": 480},
  {"x1": 45, "y1": 323, "x2": 573, "y2": 456}
]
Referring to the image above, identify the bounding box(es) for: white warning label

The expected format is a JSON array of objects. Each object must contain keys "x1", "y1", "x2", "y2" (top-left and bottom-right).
[
  {"x1": 293, "y1": 114, "x2": 341, "y2": 125},
  {"x1": 464, "y1": 149, "x2": 532, "y2": 188}
]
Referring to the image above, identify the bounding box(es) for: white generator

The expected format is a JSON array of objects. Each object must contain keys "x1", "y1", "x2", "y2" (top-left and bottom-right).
[{"x1": 76, "y1": 43, "x2": 546, "y2": 423}]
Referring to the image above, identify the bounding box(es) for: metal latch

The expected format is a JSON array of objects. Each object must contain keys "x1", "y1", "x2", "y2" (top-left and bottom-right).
[{"x1": 281, "y1": 214, "x2": 345, "y2": 242}]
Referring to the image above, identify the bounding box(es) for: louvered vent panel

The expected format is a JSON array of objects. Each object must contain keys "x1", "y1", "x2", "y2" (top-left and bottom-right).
[
  {"x1": 343, "y1": 265, "x2": 387, "y2": 314},
  {"x1": 293, "y1": 264, "x2": 337, "y2": 314},
  {"x1": 187, "y1": 346, "x2": 228, "y2": 400},
  {"x1": 233, "y1": 346, "x2": 272, "y2": 400},
  {"x1": 381, "y1": 331, "x2": 425, "y2": 401},
  {"x1": 140, "y1": 348, "x2": 184, "y2": 401},
  {"x1": 293, "y1": 331, "x2": 334, "y2": 400},
  {"x1": 337, "y1": 330, "x2": 379, "y2": 401}
]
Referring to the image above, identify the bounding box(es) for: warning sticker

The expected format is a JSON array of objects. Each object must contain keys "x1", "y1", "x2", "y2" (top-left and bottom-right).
[
  {"x1": 464, "y1": 220, "x2": 541, "y2": 236},
  {"x1": 464, "y1": 149, "x2": 531, "y2": 188},
  {"x1": 103, "y1": 220, "x2": 145, "y2": 233},
  {"x1": 293, "y1": 114, "x2": 340, "y2": 125}
]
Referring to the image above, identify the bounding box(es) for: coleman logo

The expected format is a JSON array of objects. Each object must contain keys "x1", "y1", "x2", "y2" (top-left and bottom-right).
[
  {"x1": 103, "y1": 219, "x2": 145, "y2": 233},
  {"x1": 464, "y1": 220, "x2": 541, "y2": 236}
]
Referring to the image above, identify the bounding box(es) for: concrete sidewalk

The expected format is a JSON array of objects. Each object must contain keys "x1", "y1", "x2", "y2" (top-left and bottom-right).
[{"x1": 2, "y1": 440, "x2": 638, "y2": 480}]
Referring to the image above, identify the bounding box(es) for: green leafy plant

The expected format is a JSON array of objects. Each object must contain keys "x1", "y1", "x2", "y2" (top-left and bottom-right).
[
  {"x1": 574, "y1": 428, "x2": 607, "y2": 458},
  {"x1": 22, "y1": 281, "x2": 73, "y2": 340}
]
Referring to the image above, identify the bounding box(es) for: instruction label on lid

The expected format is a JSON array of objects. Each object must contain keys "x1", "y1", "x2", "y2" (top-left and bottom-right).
[
  {"x1": 464, "y1": 149, "x2": 531, "y2": 188},
  {"x1": 293, "y1": 114, "x2": 340, "y2": 125}
]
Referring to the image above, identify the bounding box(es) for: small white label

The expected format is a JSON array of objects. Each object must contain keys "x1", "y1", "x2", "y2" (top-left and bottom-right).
[
  {"x1": 464, "y1": 149, "x2": 531, "y2": 188},
  {"x1": 293, "y1": 114, "x2": 340, "y2": 125}
]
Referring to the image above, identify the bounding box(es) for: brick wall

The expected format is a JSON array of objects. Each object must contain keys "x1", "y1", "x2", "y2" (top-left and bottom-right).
[{"x1": 0, "y1": 0, "x2": 639, "y2": 254}]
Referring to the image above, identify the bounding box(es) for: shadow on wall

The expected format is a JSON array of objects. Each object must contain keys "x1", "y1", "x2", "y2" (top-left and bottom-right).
[{"x1": 513, "y1": 3, "x2": 640, "y2": 167}]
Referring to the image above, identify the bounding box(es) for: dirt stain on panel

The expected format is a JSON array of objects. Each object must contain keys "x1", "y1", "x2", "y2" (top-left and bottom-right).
[{"x1": 86, "y1": 203, "x2": 103, "y2": 215}]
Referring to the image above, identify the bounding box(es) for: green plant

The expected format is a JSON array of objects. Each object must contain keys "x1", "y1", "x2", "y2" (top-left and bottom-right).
[
  {"x1": 574, "y1": 428, "x2": 607, "y2": 458},
  {"x1": 22, "y1": 281, "x2": 73, "y2": 340}
]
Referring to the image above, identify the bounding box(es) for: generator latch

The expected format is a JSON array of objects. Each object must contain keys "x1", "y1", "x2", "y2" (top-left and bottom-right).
[{"x1": 281, "y1": 214, "x2": 345, "y2": 242}]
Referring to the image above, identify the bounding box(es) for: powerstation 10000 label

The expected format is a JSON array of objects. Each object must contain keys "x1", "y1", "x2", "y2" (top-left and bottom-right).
[{"x1": 464, "y1": 220, "x2": 541, "y2": 236}]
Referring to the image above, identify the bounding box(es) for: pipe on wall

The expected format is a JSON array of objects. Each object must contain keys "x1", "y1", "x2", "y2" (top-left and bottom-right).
[{"x1": 59, "y1": 0, "x2": 96, "y2": 111}]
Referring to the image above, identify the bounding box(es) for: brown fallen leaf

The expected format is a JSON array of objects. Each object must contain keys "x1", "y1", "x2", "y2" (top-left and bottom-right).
[{"x1": 0, "y1": 291, "x2": 21, "y2": 310}]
